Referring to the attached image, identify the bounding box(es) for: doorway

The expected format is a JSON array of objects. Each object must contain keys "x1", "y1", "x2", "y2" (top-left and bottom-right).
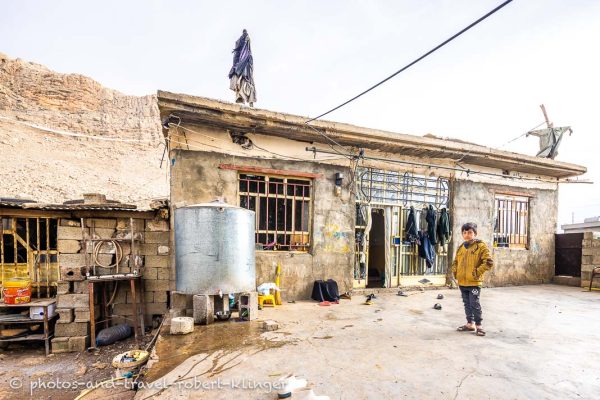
[{"x1": 367, "y1": 209, "x2": 385, "y2": 288}]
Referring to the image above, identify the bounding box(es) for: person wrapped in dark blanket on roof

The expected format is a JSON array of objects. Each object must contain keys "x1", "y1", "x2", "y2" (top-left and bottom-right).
[{"x1": 228, "y1": 29, "x2": 257, "y2": 106}]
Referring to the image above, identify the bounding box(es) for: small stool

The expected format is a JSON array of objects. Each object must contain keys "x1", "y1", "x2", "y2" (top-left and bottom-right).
[{"x1": 258, "y1": 294, "x2": 276, "y2": 307}]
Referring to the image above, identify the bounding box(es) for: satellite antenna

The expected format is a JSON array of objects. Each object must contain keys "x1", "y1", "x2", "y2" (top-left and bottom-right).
[{"x1": 526, "y1": 104, "x2": 572, "y2": 159}]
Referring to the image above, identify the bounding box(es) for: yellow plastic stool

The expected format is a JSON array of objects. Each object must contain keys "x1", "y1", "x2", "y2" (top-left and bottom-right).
[{"x1": 258, "y1": 294, "x2": 276, "y2": 307}]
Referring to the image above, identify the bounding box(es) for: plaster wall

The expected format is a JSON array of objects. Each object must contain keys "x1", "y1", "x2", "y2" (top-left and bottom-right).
[
  {"x1": 450, "y1": 180, "x2": 558, "y2": 286},
  {"x1": 170, "y1": 149, "x2": 355, "y2": 300}
]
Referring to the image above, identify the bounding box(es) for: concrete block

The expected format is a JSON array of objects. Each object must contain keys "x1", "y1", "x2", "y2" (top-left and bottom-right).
[
  {"x1": 146, "y1": 302, "x2": 167, "y2": 315},
  {"x1": 116, "y1": 218, "x2": 145, "y2": 232},
  {"x1": 60, "y1": 254, "x2": 86, "y2": 268},
  {"x1": 143, "y1": 291, "x2": 154, "y2": 303},
  {"x1": 69, "y1": 336, "x2": 90, "y2": 352},
  {"x1": 593, "y1": 255, "x2": 600, "y2": 264},
  {"x1": 142, "y1": 267, "x2": 158, "y2": 280},
  {"x1": 139, "y1": 243, "x2": 158, "y2": 256},
  {"x1": 56, "y1": 308, "x2": 74, "y2": 324},
  {"x1": 157, "y1": 268, "x2": 170, "y2": 280},
  {"x1": 582, "y1": 247, "x2": 593, "y2": 256},
  {"x1": 146, "y1": 220, "x2": 169, "y2": 232},
  {"x1": 57, "y1": 282, "x2": 71, "y2": 295},
  {"x1": 170, "y1": 317, "x2": 194, "y2": 334},
  {"x1": 73, "y1": 281, "x2": 90, "y2": 294},
  {"x1": 582, "y1": 255, "x2": 593, "y2": 265},
  {"x1": 60, "y1": 219, "x2": 81, "y2": 227},
  {"x1": 154, "y1": 291, "x2": 167, "y2": 303},
  {"x1": 58, "y1": 240, "x2": 82, "y2": 254},
  {"x1": 113, "y1": 303, "x2": 134, "y2": 316},
  {"x1": 193, "y1": 295, "x2": 214, "y2": 325},
  {"x1": 51, "y1": 337, "x2": 70, "y2": 353},
  {"x1": 85, "y1": 218, "x2": 117, "y2": 229},
  {"x1": 145, "y1": 232, "x2": 169, "y2": 244},
  {"x1": 262, "y1": 320, "x2": 279, "y2": 331},
  {"x1": 91, "y1": 228, "x2": 116, "y2": 239},
  {"x1": 54, "y1": 322, "x2": 90, "y2": 337},
  {"x1": 584, "y1": 232, "x2": 594, "y2": 240},
  {"x1": 145, "y1": 255, "x2": 169, "y2": 268},
  {"x1": 239, "y1": 292, "x2": 258, "y2": 321},
  {"x1": 143, "y1": 280, "x2": 170, "y2": 292},
  {"x1": 171, "y1": 292, "x2": 193, "y2": 310},
  {"x1": 57, "y1": 294, "x2": 89, "y2": 309},
  {"x1": 157, "y1": 245, "x2": 170, "y2": 255},
  {"x1": 60, "y1": 266, "x2": 87, "y2": 282},
  {"x1": 593, "y1": 240, "x2": 600, "y2": 248},
  {"x1": 74, "y1": 308, "x2": 91, "y2": 322},
  {"x1": 58, "y1": 226, "x2": 88, "y2": 240}
]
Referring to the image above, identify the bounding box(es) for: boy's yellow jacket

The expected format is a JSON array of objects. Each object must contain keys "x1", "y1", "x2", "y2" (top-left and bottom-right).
[{"x1": 451, "y1": 240, "x2": 494, "y2": 286}]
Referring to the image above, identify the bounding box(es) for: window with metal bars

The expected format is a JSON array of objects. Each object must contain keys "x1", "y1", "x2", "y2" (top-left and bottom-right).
[
  {"x1": 238, "y1": 173, "x2": 311, "y2": 251},
  {"x1": 1, "y1": 216, "x2": 59, "y2": 298},
  {"x1": 493, "y1": 195, "x2": 529, "y2": 249}
]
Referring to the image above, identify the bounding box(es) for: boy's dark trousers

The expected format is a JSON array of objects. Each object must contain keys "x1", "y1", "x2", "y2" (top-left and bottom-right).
[{"x1": 460, "y1": 286, "x2": 483, "y2": 324}]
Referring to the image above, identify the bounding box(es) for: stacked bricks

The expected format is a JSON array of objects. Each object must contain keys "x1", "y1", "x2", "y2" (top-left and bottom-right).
[
  {"x1": 52, "y1": 215, "x2": 171, "y2": 353},
  {"x1": 581, "y1": 232, "x2": 600, "y2": 289},
  {"x1": 54, "y1": 218, "x2": 91, "y2": 353}
]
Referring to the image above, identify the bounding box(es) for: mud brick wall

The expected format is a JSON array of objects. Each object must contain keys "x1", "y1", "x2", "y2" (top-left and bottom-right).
[
  {"x1": 52, "y1": 213, "x2": 170, "y2": 353},
  {"x1": 581, "y1": 232, "x2": 600, "y2": 289}
]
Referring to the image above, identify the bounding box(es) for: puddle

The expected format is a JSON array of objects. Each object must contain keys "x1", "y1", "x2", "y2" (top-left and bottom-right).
[{"x1": 145, "y1": 320, "x2": 291, "y2": 382}]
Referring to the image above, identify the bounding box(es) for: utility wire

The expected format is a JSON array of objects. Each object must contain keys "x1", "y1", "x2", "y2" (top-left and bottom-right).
[{"x1": 306, "y1": 0, "x2": 514, "y2": 123}]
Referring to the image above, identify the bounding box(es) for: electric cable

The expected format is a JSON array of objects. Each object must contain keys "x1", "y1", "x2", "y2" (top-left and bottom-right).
[{"x1": 306, "y1": 0, "x2": 514, "y2": 123}]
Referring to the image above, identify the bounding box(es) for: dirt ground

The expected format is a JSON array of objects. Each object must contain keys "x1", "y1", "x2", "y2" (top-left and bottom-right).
[
  {"x1": 2, "y1": 285, "x2": 599, "y2": 400},
  {"x1": 0, "y1": 334, "x2": 153, "y2": 400},
  {"x1": 135, "y1": 284, "x2": 600, "y2": 400}
]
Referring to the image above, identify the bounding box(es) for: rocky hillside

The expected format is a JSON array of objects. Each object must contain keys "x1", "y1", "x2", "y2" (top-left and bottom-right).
[{"x1": 0, "y1": 52, "x2": 168, "y2": 207}]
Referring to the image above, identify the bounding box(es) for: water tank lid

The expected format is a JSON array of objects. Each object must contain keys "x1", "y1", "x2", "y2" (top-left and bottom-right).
[{"x1": 181, "y1": 202, "x2": 241, "y2": 209}]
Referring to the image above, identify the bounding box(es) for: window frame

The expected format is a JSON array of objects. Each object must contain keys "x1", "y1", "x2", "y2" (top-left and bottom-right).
[
  {"x1": 493, "y1": 193, "x2": 530, "y2": 249},
  {"x1": 237, "y1": 172, "x2": 313, "y2": 252}
]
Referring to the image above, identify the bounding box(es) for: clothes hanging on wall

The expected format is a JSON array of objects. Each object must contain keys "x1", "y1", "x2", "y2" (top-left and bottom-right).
[
  {"x1": 426, "y1": 205, "x2": 437, "y2": 245},
  {"x1": 436, "y1": 208, "x2": 451, "y2": 246},
  {"x1": 419, "y1": 206, "x2": 428, "y2": 231},
  {"x1": 418, "y1": 231, "x2": 435, "y2": 269},
  {"x1": 405, "y1": 206, "x2": 418, "y2": 243}
]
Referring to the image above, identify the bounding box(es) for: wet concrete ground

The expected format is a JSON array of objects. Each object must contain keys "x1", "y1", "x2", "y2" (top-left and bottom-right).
[{"x1": 136, "y1": 284, "x2": 600, "y2": 400}]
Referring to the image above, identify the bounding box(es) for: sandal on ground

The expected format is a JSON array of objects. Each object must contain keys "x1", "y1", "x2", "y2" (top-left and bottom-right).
[
  {"x1": 475, "y1": 327, "x2": 486, "y2": 336},
  {"x1": 456, "y1": 324, "x2": 476, "y2": 332}
]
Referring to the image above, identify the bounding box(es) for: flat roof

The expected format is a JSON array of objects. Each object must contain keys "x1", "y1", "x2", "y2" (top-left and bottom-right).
[{"x1": 157, "y1": 91, "x2": 587, "y2": 179}]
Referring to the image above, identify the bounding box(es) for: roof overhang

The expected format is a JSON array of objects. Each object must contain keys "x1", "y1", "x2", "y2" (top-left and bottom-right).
[{"x1": 157, "y1": 91, "x2": 587, "y2": 179}]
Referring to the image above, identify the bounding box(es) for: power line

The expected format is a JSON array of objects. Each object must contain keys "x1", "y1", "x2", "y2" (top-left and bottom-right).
[{"x1": 306, "y1": 0, "x2": 514, "y2": 123}]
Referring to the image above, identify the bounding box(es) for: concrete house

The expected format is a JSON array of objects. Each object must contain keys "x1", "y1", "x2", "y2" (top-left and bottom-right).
[{"x1": 157, "y1": 91, "x2": 586, "y2": 300}]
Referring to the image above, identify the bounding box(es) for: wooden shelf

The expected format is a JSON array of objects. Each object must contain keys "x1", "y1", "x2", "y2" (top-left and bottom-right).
[{"x1": 0, "y1": 333, "x2": 52, "y2": 342}]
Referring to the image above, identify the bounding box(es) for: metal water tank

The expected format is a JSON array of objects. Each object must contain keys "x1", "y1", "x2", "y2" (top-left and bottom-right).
[{"x1": 175, "y1": 203, "x2": 255, "y2": 295}]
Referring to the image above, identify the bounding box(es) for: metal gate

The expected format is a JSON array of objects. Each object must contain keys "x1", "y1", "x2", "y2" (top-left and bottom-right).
[{"x1": 555, "y1": 233, "x2": 583, "y2": 277}]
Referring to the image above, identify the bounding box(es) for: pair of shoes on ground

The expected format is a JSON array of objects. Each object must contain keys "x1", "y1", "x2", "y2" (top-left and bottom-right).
[
  {"x1": 277, "y1": 374, "x2": 329, "y2": 399},
  {"x1": 456, "y1": 324, "x2": 486, "y2": 336}
]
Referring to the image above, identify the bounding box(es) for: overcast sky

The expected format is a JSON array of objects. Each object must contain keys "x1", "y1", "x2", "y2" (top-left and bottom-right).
[{"x1": 2, "y1": 0, "x2": 598, "y2": 227}]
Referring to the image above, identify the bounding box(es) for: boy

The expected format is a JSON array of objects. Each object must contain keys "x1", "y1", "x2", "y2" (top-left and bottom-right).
[{"x1": 451, "y1": 222, "x2": 494, "y2": 336}]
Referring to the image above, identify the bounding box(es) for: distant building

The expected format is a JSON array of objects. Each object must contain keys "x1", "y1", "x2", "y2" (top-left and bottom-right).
[{"x1": 561, "y1": 216, "x2": 600, "y2": 233}]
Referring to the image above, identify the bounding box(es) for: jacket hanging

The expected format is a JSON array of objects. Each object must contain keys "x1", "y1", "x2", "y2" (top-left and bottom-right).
[
  {"x1": 405, "y1": 206, "x2": 418, "y2": 243},
  {"x1": 426, "y1": 205, "x2": 437, "y2": 245}
]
